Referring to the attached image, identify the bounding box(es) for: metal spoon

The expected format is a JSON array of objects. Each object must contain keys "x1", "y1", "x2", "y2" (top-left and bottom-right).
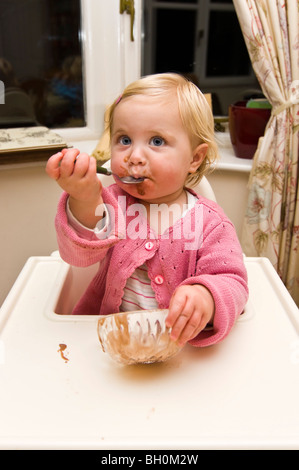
[{"x1": 96, "y1": 163, "x2": 145, "y2": 184}]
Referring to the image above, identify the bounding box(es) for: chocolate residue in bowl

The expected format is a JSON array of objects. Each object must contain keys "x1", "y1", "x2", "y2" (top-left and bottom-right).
[{"x1": 97, "y1": 310, "x2": 182, "y2": 365}]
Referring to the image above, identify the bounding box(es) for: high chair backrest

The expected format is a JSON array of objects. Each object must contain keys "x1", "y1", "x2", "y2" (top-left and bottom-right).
[
  {"x1": 97, "y1": 160, "x2": 217, "y2": 202},
  {"x1": 193, "y1": 174, "x2": 217, "y2": 202}
]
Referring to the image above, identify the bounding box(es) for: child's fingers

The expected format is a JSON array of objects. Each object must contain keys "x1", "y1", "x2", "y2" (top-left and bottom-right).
[
  {"x1": 59, "y1": 148, "x2": 80, "y2": 178},
  {"x1": 173, "y1": 309, "x2": 205, "y2": 346},
  {"x1": 167, "y1": 288, "x2": 193, "y2": 342},
  {"x1": 166, "y1": 285, "x2": 215, "y2": 345},
  {"x1": 168, "y1": 297, "x2": 195, "y2": 344},
  {"x1": 167, "y1": 285, "x2": 210, "y2": 345},
  {"x1": 88, "y1": 156, "x2": 100, "y2": 179},
  {"x1": 72, "y1": 152, "x2": 91, "y2": 177},
  {"x1": 45, "y1": 151, "x2": 64, "y2": 180},
  {"x1": 166, "y1": 289, "x2": 187, "y2": 328}
]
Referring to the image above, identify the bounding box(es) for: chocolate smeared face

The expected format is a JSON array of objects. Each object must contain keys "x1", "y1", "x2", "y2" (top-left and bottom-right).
[{"x1": 110, "y1": 93, "x2": 204, "y2": 206}]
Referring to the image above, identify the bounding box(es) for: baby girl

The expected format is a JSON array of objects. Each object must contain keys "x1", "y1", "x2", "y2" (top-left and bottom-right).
[{"x1": 46, "y1": 73, "x2": 248, "y2": 347}]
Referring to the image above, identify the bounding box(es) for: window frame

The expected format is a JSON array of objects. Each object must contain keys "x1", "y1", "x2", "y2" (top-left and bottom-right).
[
  {"x1": 196, "y1": 0, "x2": 256, "y2": 87},
  {"x1": 142, "y1": 0, "x2": 256, "y2": 87},
  {"x1": 56, "y1": 0, "x2": 142, "y2": 144}
]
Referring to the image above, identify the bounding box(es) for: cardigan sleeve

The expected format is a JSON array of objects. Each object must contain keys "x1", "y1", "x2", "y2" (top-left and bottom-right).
[
  {"x1": 181, "y1": 216, "x2": 249, "y2": 347},
  {"x1": 55, "y1": 186, "x2": 126, "y2": 267}
]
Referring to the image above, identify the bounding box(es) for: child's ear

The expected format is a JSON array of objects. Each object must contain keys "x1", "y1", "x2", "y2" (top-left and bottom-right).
[{"x1": 189, "y1": 143, "x2": 208, "y2": 173}]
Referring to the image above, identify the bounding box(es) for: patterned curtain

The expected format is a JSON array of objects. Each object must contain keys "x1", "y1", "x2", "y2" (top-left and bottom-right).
[{"x1": 233, "y1": 0, "x2": 299, "y2": 306}]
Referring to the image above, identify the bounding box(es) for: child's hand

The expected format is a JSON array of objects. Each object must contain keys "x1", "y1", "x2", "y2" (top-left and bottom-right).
[
  {"x1": 46, "y1": 148, "x2": 104, "y2": 228},
  {"x1": 46, "y1": 148, "x2": 101, "y2": 202},
  {"x1": 166, "y1": 285, "x2": 215, "y2": 346}
]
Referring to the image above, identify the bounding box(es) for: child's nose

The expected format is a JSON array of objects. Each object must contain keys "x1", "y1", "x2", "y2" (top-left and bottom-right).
[{"x1": 128, "y1": 146, "x2": 146, "y2": 166}]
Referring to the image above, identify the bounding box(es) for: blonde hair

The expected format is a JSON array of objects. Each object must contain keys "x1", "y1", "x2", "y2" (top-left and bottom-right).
[{"x1": 106, "y1": 73, "x2": 219, "y2": 186}]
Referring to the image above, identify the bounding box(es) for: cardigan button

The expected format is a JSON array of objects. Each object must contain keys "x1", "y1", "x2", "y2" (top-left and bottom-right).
[
  {"x1": 145, "y1": 241, "x2": 154, "y2": 251},
  {"x1": 154, "y1": 275, "x2": 164, "y2": 285}
]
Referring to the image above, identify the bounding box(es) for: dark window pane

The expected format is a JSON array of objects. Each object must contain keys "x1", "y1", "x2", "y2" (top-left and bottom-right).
[
  {"x1": 154, "y1": 9, "x2": 196, "y2": 74},
  {"x1": 0, "y1": 0, "x2": 84, "y2": 129},
  {"x1": 206, "y1": 11, "x2": 251, "y2": 77}
]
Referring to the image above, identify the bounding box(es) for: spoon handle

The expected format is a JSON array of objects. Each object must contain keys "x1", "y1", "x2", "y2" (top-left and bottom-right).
[{"x1": 96, "y1": 162, "x2": 112, "y2": 175}]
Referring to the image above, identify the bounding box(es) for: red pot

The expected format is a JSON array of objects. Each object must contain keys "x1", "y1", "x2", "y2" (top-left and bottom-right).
[{"x1": 228, "y1": 101, "x2": 271, "y2": 159}]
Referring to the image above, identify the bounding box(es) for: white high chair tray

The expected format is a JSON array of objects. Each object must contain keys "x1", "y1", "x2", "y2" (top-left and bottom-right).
[{"x1": 0, "y1": 255, "x2": 298, "y2": 450}]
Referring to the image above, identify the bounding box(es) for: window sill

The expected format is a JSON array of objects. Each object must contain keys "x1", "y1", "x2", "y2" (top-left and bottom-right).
[
  {"x1": 0, "y1": 137, "x2": 99, "y2": 171},
  {"x1": 0, "y1": 126, "x2": 70, "y2": 168},
  {"x1": 0, "y1": 124, "x2": 100, "y2": 170},
  {"x1": 215, "y1": 132, "x2": 253, "y2": 173}
]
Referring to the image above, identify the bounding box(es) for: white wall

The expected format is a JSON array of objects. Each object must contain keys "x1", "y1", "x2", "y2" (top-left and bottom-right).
[{"x1": 0, "y1": 164, "x2": 62, "y2": 305}]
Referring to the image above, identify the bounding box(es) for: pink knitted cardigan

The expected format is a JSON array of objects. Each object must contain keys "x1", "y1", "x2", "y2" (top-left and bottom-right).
[{"x1": 55, "y1": 184, "x2": 249, "y2": 347}]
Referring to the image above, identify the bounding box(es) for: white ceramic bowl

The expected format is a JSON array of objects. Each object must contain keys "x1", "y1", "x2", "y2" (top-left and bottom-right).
[{"x1": 97, "y1": 309, "x2": 182, "y2": 365}]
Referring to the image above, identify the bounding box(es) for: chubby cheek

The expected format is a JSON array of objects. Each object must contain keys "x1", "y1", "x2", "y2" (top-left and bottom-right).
[
  {"x1": 111, "y1": 157, "x2": 129, "y2": 178},
  {"x1": 157, "y1": 167, "x2": 186, "y2": 189}
]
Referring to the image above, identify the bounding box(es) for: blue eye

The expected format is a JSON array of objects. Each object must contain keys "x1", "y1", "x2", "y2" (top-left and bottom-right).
[
  {"x1": 120, "y1": 136, "x2": 131, "y2": 145},
  {"x1": 150, "y1": 136, "x2": 164, "y2": 146}
]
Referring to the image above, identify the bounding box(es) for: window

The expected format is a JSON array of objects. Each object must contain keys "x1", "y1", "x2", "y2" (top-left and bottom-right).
[
  {"x1": 154, "y1": 8, "x2": 196, "y2": 74},
  {"x1": 0, "y1": 0, "x2": 142, "y2": 147},
  {"x1": 0, "y1": 0, "x2": 85, "y2": 130},
  {"x1": 142, "y1": 0, "x2": 260, "y2": 115},
  {"x1": 206, "y1": 9, "x2": 252, "y2": 77}
]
